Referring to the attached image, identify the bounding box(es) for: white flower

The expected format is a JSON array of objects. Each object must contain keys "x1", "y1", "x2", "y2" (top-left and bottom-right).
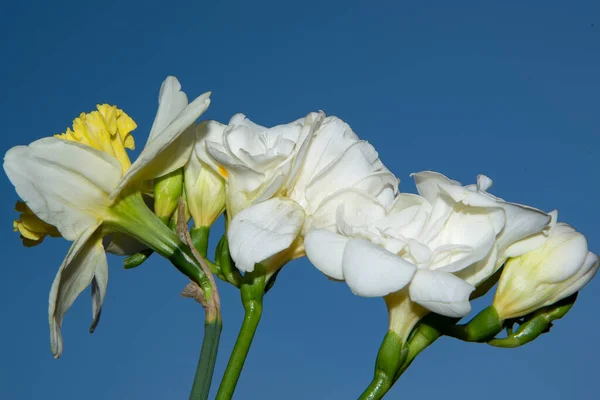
[
  {"x1": 206, "y1": 112, "x2": 324, "y2": 217},
  {"x1": 306, "y1": 171, "x2": 551, "y2": 318},
  {"x1": 494, "y1": 213, "x2": 598, "y2": 320},
  {"x1": 210, "y1": 115, "x2": 398, "y2": 273},
  {"x1": 414, "y1": 172, "x2": 551, "y2": 288},
  {"x1": 184, "y1": 121, "x2": 227, "y2": 228},
  {"x1": 3, "y1": 76, "x2": 210, "y2": 357}
]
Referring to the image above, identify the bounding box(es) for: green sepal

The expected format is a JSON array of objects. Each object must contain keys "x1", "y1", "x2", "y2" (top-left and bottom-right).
[
  {"x1": 216, "y1": 234, "x2": 242, "y2": 287},
  {"x1": 488, "y1": 293, "x2": 578, "y2": 348},
  {"x1": 445, "y1": 306, "x2": 503, "y2": 342},
  {"x1": 124, "y1": 249, "x2": 154, "y2": 269},
  {"x1": 396, "y1": 314, "x2": 459, "y2": 381},
  {"x1": 264, "y1": 268, "x2": 281, "y2": 294}
]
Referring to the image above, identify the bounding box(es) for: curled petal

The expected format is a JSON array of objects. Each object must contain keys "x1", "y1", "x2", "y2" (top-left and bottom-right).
[
  {"x1": 111, "y1": 86, "x2": 211, "y2": 200},
  {"x1": 49, "y1": 224, "x2": 104, "y2": 358},
  {"x1": 306, "y1": 141, "x2": 385, "y2": 211},
  {"x1": 412, "y1": 171, "x2": 460, "y2": 203},
  {"x1": 408, "y1": 269, "x2": 475, "y2": 317},
  {"x1": 342, "y1": 239, "x2": 416, "y2": 297},
  {"x1": 305, "y1": 229, "x2": 349, "y2": 280},
  {"x1": 228, "y1": 198, "x2": 305, "y2": 272},
  {"x1": 147, "y1": 76, "x2": 189, "y2": 142},
  {"x1": 310, "y1": 188, "x2": 387, "y2": 232}
]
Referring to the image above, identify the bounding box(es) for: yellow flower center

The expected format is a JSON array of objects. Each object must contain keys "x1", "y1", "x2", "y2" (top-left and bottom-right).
[
  {"x1": 54, "y1": 104, "x2": 137, "y2": 173},
  {"x1": 13, "y1": 201, "x2": 61, "y2": 247},
  {"x1": 14, "y1": 105, "x2": 137, "y2": 247}
]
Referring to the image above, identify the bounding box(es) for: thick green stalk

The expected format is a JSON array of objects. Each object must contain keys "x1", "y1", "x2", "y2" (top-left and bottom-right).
[
  {"x1": 216, "y1": 267, "x2": 266, "y2": 400},
  {"x1": 190, "y1": 314, "x2": 223, "y2": 400},
  {"x1": 358, "y1": 331, "x2": 405, "y2": 400},
  {"x1": 392, "y1": 315, "x2": 461, "y2": 382},
  {"x1": 443, "y1": 306, "x2": 503, "y2": 342},
  {"x1": 106, "y1": 192, "x2": 212, "y2": 299}
]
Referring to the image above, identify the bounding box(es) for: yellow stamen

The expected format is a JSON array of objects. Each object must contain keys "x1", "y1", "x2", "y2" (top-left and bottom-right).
[
  {"x1": 54, "y1": 104, "x2": 137, "y2": 174},
  {"x1": 217, "y1": 165, "x2": 229, "y2": 179},
  {"x1": 13, "y1": 201, "x2": 61, "y2": 247}
]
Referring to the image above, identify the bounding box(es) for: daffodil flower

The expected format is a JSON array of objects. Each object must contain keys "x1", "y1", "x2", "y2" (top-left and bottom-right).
[
  {"x1": 4, "y1": 76, "x2": 211, "y2": 357},
  {"x1": 206, "y1": 114, "x2": 398, "y2": 274}
]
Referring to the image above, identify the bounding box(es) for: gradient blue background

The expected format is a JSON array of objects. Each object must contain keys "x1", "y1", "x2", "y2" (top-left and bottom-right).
[{"x1": 1, "y1": 1, "x2": 598, "y2": 399}]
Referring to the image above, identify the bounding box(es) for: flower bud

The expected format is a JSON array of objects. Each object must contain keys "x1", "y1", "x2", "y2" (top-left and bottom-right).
[
  {"x1": 185, "y1": 121, "x2": 226, "y2": 228},
  {"x1": 493, "y1": 222, "x2": 598, "y2": 320},
  {"x1": 153, "y1": 168, "x2": 184, "y2": 222}
]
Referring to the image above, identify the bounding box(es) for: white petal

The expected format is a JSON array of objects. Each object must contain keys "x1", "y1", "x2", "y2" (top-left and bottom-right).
[
  {"x1": 305, "y1": 141, "x2": 384, "y2": 210},
  {"x1": 310, "y1": 188, "x2": 387, "y2": 231},
  {"x1": 412, "y1": 171, "x2": 459, "y2": 203},
  {"x1": 455, "y1": 245, "x2": 499, "y2": 287},
  {"x1": 495, "y1": 202, "x2": 551, "y2": 257},
  {"x1": 342, "y1": 239, "x2": 416, "y2": 297},
  {"x1": 111, "y1": 91, "x2": 211, "y2": 200},
  {"x1": 426, "y1": 204, "x2": 498, "y2": 273},
  {"x1": 504, "y1": 209, "x2": 557, "y2": 258},
  {"x1": 284, "y1": 111, "x2": 325, "y2": 191},
  {"x1": 90, "y1": 256, "x2": 108, "y2": 333},
  {"x1": 551, "y1": 251, "x2": 599, "y2": 302},
  {"x1": 352, "y1": 171, "x2": 399, "y2": 209},
  {"x1": 49, "y1": 223, "x2": 104, "y2": 358},
  {"x1": 305, "y1": 229, "x2": 349, "y2": 280},
  {"x1": 477, "y1": 174, "x2": 493, "y2": 191},
  {"x1": 195, "y1": 120, "x2": 226, "y2": 172},
  {"x1": 290, "y1": 115, "x2": 359, "y2": 197},
  {"x1": 147, "y1": 76, "x2": 189, "y2": 142},
  {"x1": 228, "y1": 198, "x2": 305, "y2": 272},
  {"x1": 4, "y1": 138, "x2": 119, "y2": 240},
  {"x1": 408, "y1": 269, "x2": 474, "y2": 317},
  {"x1": 537, "y1": 225, "x2": 589, "y2": 283},
  {"x1": 378, "y1": 194, "x2": 431, "y2": 238},
  {"x1": 206, "y1": 140, "x2": 265, "y2": 192}
]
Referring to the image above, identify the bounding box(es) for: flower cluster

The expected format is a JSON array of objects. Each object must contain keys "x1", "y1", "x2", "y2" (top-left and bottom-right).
[{"x1": 4, "y1": 76, "x2": 597, "y2": 399}]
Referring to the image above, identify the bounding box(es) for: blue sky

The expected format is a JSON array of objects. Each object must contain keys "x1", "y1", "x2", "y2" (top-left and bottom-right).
[{"x1": 1, "y1": 1, "x2": 599, "y2": 399}]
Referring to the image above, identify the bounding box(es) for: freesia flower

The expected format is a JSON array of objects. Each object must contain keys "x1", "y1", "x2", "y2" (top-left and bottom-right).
[
  {"x1": 207, "y1": 115, "x2": 398, "y2": 274},
  {"x1": 305, "y1": 171, "x2": 550, "y2": 339},
  {"x1": 494, "y1": 213, "x2": 598, "y2": 320},
  {"x1": 4, "y1": 76, "x2": 210, "y2": 357}
]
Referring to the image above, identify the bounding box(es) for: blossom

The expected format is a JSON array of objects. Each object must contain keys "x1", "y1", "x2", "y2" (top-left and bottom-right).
[
  {"x1": 493, "y1": 213, "x2": 598, "y2": 320},
  {"x1": 305, "y1": 171, "x2": 551, "y2": 320},
  {"x1": 4, "y1": 76, "x2": 210, "y2": 357},
  {"x1": 208, "y1": 115, "x2": 398, "y2": 273}
]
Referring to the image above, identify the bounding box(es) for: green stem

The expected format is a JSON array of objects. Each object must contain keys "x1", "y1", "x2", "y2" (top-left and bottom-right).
[
  {"x1": 107, "y1": 192, "x2": 212, "y2": 298},
  {"x1": 190, "y1": 315, "x2": 223, "y2": 400},
  {"x1": 443, "y1": 306, "x2": 503, "y2": 342},
  {"x1": 358, "y1": 331, "x2": 405, "y2": 400},
  {"x1": 358, "y1": 371, "x2": 393, "y2": 400},
  {"x1": 216, "y1": 268, "x2": 266, "y2": 400}
]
